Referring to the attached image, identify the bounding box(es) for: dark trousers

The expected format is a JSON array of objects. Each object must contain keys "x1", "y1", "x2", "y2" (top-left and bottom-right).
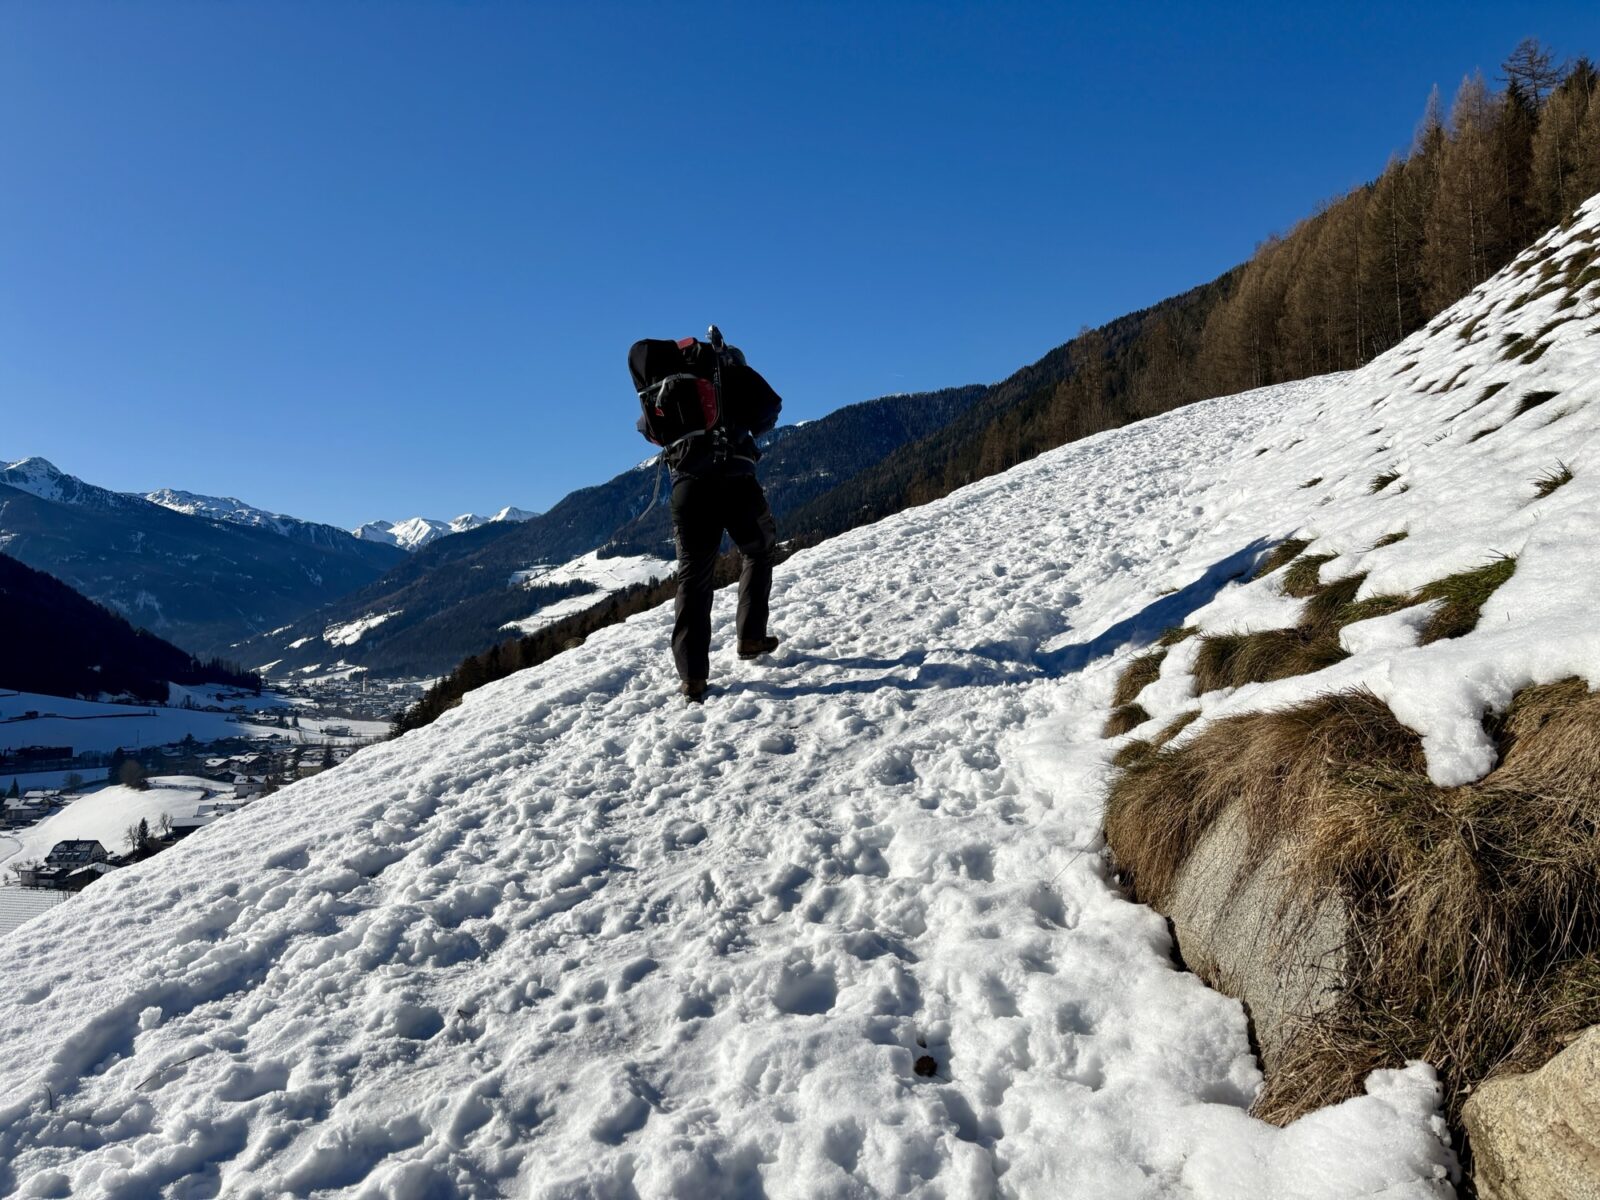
[{"x1": 670, "y1": 472, "x2": 778, "y2": 682}]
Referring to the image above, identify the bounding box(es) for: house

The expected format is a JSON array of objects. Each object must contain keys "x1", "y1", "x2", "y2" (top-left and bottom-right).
[
  {"x1": 233, "y1": 776, "x2": 267, "y2": 800},
  {"x1": 16, "y1": 840, "x2": 112, "y2": 890},
  {"x1": 167, "y1": 814, "x2": 217, "y2": 839}
]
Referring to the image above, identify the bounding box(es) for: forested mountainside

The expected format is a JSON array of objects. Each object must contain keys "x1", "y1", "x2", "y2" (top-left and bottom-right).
[
  {"x1": 0, "y1": 553, "x2": 259, "y2": 703},
  {"x1": 787, "y1": 45, "x2": 1600, "y2": 543},
  {"x1": 239, "y1": 386, "x2": 985, "y2": 678}
]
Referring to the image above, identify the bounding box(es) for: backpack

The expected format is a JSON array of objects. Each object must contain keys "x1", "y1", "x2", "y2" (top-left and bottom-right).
[{"x1": 628, "y1": 331, "x2": 783, "y2": 449}]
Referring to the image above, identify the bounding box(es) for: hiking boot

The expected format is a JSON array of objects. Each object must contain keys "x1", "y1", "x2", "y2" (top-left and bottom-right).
[
  {"x1": 737, "y1": 635, "x2": 780, "y2": 660},
  {"x1": 680, "y1": 679, "x2": 709, "y2": 702}
]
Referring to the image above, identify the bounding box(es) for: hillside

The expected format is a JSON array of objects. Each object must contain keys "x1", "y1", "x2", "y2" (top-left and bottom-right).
[
  {"x1": 0, "y1": 459, "x2": 405, "y2": 655},
  {"x1": 239, "y1": 385, "x2": 986, "y2": 678},
  {"x1": 0, "y1": 553, "x2": 258, "y2": 702}
]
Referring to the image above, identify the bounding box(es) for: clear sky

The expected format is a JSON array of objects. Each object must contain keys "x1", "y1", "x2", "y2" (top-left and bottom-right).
[{"x1": 5, "y1": 2, "x2": 1598, "y2": 529}]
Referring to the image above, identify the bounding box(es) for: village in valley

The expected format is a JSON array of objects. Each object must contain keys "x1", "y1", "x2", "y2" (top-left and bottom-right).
[{"x1": 0, "y1": 673, "x2": 426, "y2": 932}]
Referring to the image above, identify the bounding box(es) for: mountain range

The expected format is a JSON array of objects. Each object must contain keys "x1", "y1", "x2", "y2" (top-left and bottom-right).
[
  {"x1": 0, "y1": 457, "x2": 405, "y2": 658},
  {"x1": 352, "y1": 507, "x2": 538, "y2": 552}
]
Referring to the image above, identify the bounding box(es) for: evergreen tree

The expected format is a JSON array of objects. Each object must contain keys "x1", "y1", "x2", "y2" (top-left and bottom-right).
[{"x1": 1530, "y1": 60, "x2": 1598, "y2": 227}]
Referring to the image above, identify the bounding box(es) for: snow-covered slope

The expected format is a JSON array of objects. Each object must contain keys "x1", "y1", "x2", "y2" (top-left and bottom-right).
[
  {"x1": 354, "y1": 507, "x2": 538, "y2": 552},
  {"x1": 11, "y1": 193, "x2": 1600, "y2": 1194},
  {"x1": 502, "y1": 549, "x2": 676, "y2": 634},
  {"x1": 0, "y1": 379, "x2": 1456, "y2": 1196}
]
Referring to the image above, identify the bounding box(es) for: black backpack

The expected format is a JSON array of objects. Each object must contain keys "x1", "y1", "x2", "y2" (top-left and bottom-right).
[{"x1": 629, "y1": 329, "x2": 782, "y2": 449}]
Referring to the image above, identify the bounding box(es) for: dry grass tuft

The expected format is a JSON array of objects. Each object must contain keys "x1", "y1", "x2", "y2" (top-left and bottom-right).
[
  {"x1": 1106, "y1": 679, "x2": 1600, "y2": 1136},
  {"x1": 1533, "y1": 462, "x2": 1574, "y2": 499},
  {"x1": 1368, "y1": 471, "x2": 1400, "y2": 493},
  {"x1": 1253, "y1": 539, "x2": 1311, "y2": 581},
  {"x1": 1280, "y1": 554, "x2": 1337, "y2": 598},
  {"x1": 1514, "y1": 389, "x2": 1560, "y2": 417},
  {"x1": 1189, "y1": 553, "x2": 1491, "y2": 697},
  {"x1": 1299, "y1": 476, "x2": 1323, "y2": 489},
  {"x1": 1468, "y1": 425, "x2": 1501, "y2": 443},
  {"x1": 1103, "y1": 703, "x2": 1151, "y2": 739},
  {"x1": 1372, "y1": 531, "x2": 1409, "y2": 549},
  {"x1": 1191, "y1": 627, "x2": 1349, "y2": 693},
  {"x1": 1111, "y1": 650, "x2": 1166, "y2": 708},
  {"x1": 1469, "y1": 381, "x2": 1509, "y2": 411},
  {"x1": 1500, "y1": 333, "x2": 1535, "y2": 360},
  {"x1": 1391, "y1": 360, "x2": 1419, "y2": 376},
  {"x1": 1157, "y1": 625, "x2": 1200, "y2": 647},
  {"x1": 1415, "y1": 556, "x2": 1516, "y2": 644}
]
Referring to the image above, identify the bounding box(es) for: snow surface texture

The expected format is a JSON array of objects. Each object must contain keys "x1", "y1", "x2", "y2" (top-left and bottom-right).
[
  {"x1": 14, "y1": 190, "x2": 1600, "y2": 1194},
  {"x1": 503, "y1": 551, "x2": 676, "y2": 635},
  {"x1": 0, "y1": 371, "x2": 1462, "y2": 1196}
]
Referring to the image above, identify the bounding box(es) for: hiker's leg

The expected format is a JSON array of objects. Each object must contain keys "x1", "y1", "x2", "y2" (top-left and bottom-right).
[
  {"x1": 670, "y1": 478, "x2": 721, "y2": 682},
  {"x1": 727, "y1": 475, "x2": 779, "y2": 645}
]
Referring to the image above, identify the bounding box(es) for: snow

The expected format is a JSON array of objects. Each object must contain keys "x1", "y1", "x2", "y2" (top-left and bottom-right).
[
  {"x1": 323, "y1": 611, "x2": 400, "y2": 647},
  {"x1": 0, "y1": 691, "x2": 384, "y2": 755},
  {"x1": 0, "y1": 777, "x2": 231, "y2": 871},
  {"x1": 11, "y1": 191, "x2": 1599, "y2": 1194},
  {"x1": 503, "y1": 549, "x2": 674, "y2": 633},
  {"x1": 142, "y1": 488, "x2": 299, "y2": 536}
]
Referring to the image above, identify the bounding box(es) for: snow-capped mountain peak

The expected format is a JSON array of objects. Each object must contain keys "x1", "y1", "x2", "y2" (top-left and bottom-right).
[
  {"x1": 143, "y1": 488, "x2": 298, "y2": 536},
  {"x1": 352, "y1": 505, "x2": 540, "y2": 552},
  {"x1": 1, "y1": 456, "x2": 75, "y2": 502}
]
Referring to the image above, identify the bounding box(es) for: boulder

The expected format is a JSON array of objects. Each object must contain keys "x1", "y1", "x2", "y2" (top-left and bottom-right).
[
  {"x1": 1464, "y1": 1024, "x2": 1600, "y2": 1200},
  {"x1": 1165, "y1": 803, "x2": 1348, "y2": 1067}
]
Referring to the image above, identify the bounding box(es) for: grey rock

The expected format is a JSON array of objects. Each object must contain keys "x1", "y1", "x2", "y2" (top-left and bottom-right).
[
  {"x1": 1165, "y1": 803, "x2": 1348, "y2": 1067},
  {"x1": 1464, "y1": 1024, "x2": 1600, "y2": 1200}
]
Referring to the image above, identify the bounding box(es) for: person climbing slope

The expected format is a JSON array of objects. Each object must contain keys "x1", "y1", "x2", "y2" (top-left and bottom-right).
[{"x1": 629, "y1": 325, "x2": 784, "y2": 701}]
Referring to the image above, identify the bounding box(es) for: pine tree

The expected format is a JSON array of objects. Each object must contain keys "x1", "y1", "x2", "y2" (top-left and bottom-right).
[
  {"x1": 1500, "y1": 37, "x2": 1566, "y2": 105},
  {"x1": 1530, "y1": 60, "x2": 1598, "y2": 227},
  {"x1": 1425, "y1": 73, "x2": 1510, "y2": 312}
]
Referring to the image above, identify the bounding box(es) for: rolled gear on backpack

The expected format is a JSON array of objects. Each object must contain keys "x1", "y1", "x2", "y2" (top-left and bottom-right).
[
  {"x1": 630, "y1": 337, "x2": 719, "y2": 448},
  {"x1": 629, "y1": 331, "x2": 783, "y2": 451}
]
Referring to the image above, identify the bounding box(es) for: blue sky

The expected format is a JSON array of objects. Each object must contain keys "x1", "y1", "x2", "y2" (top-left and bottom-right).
[{"x1": 5, "y1": 2, "x2": 1597, "y2": 529}]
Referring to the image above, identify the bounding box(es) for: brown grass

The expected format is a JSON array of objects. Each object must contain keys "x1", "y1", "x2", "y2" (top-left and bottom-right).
[
  {"x1": 1514, "y1": 389, "x2": 1560, "y2": 417},
  {"x1": 1280, "y1": 553, "x2": 1337, "y2": 598},
  {"x1": 1106, "y1": 679, "x2": 1600, "y2": 1136},
  {"x1": 1372, "y1": 531, "x2": 1408, "y2": 548},
  {"x1": 1157, "y1": 625, "x2": 1200, "y2": 647},
  {"x1": 1187, "y1": 554, "x2": 1512, "y2": 697},
  {"x1": 1368, "y1": 471, "x2": 1400, "y2": 493},
  {"x1": 1111, "y1": 650, "x2": 1166, "y2": 707},
  {"x1": 1103, "y1": 703, "x2": 1151, "y2": 739},
  {"x1": 1252, "y1": 538, "x2": 1310, "y2": 581}
]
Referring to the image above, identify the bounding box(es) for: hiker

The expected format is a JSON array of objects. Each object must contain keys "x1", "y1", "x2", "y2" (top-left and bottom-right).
[{"x1": 630, "y1": 327, "x2": 784, "y2": 700}]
